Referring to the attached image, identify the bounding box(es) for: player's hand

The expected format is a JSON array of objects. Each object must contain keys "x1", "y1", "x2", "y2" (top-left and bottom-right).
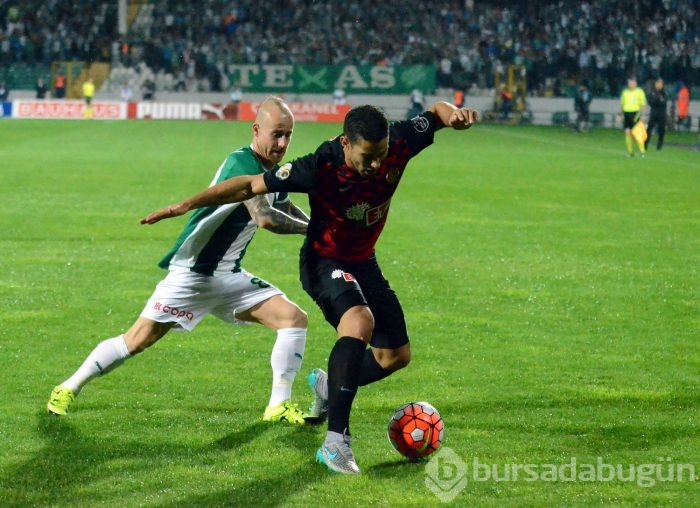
[
  {"x1": 450, "y1": 108, "x2": 479, "y2": 130},
  {"x1": 140, "y1": 202, "x2": 189, "y2": 224}
]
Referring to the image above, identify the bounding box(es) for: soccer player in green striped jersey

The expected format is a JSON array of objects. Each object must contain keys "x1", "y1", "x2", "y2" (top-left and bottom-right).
[{"x1": 48, "y1": 97, "x2": 311, "y2": 425}]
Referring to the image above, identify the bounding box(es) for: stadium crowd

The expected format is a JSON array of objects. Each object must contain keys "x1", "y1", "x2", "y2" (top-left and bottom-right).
[{"x1": 1, "y1": 0, "x2": 699, "y2": 97}]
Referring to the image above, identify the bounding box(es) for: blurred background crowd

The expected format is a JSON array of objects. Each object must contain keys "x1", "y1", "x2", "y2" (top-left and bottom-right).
[{"x1": 0, "y1": 0, "x2": 698, "y2": 98}]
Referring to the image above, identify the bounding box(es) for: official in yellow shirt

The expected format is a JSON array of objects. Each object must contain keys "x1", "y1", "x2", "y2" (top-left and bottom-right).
[
  {"x1": 82, "y1": 78, "x2": 95, "y2": 118},
  {"x1": 620, "y1": 77, "x2": 647, "y2": 157}
]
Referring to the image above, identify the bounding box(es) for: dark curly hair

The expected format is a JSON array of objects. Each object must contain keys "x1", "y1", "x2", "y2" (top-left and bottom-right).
[{"x1": 343, "y1": 105, "x2": 389, "y2": 143}]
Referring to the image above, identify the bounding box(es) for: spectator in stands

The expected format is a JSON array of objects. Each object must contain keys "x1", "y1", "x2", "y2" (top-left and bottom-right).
[
  {"x1": 174, "y1": 70, "x2": 187, "y2": 92},
  {"x1": 120, "y1": 83, "x2": 133, "y2": 102},
  {"x1": 437, "y1": 55, "x2": 453, "y2": 89},
  {"x1": 36, "y1": 77, "x2": 48, "y2": 99},
  {"x1": 645, "y1": 78, "x2": 667, "y2": 150},
  {"x1": 227, "y1": 81, "x2": 243, "y2": 120},
  {"x1": 407, "y1": 88, "x2": 424, "y2": 119},
  {"x1": 230, "y1": 82, "x2": 243, "y2": 105},
  {"x1": 142, "y1": 79, "x2": 156, "y2": 100},
  {"x1": 0, "y1": 81, "x2": 8, "y2": 101},
  {"x1": 574, "y1": 83, "x2": 592, "y2": 132},
  {"x1": 332, "y1": 86, "x2": 346, "y2": 105}
]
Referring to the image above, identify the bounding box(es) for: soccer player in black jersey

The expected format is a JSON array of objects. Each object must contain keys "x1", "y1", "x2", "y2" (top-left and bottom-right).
[{"x1": 142, "y1": 101, "x2": 479, "y2": 474}]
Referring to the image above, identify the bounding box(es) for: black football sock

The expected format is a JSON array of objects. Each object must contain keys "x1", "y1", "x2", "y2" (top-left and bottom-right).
[
  {"x1": 358, "y1": 348, "x2": 393, "y2": 386},
  {"x1": 327, "y1": 336, "x2": 366, "y2": 436}
]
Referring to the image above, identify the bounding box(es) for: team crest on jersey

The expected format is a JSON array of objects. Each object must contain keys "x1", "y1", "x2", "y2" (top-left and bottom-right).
[
  {"x1": 346, "y1": 202, "x2": 371, "y2": 221},
  {"x1": 411, "y1": 115, "x2": 429, "y2": 132},
  {"x1": 331, "y1": 269, "x2": 356, "y2": 282},
  {"x1": 275, "y1": 163, "x2": 291, "y2": 180}
]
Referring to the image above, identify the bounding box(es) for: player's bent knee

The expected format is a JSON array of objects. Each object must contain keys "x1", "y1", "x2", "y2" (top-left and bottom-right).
[
  {"x1": 395, "y1": 350, "x2": 411, "y2": 369},
  {"x1": 245, "y1": 296, "x2": 308, "y2": 330},
  {"x1": 375, "y1": 345, "x2": 411, "y2": 371},
  {"x1": 390, "y1": 348, "x2": 411, "y2": 370},
  {"x1": 287, "y1": 308, "x2": 308, "y2": 329},
  {"x1": 275, "y1": 304, "x2": 308, "y2": 329}
]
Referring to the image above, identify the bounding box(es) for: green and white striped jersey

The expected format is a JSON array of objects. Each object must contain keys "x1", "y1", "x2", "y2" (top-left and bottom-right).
[{"x1": 158, "y1": 146, "x2": 288, "y2": 275}]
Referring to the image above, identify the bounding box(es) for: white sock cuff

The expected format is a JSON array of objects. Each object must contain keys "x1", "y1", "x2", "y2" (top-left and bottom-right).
[
  {"x1": 276, "y1": 327, "x2": 307, "y2": 340},
  {"x1": 116, "y1": 334, "x2": 131, "y2": 357}
]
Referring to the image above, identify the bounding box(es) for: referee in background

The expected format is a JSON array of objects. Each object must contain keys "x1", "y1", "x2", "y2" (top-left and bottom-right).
[{"x1": 620, "y1": 76, "x2": 647, "y2": 157}]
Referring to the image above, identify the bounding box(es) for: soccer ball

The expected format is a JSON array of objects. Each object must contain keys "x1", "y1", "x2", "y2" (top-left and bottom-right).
[{"x1": 387, "y1": 401, "x2": 444, "y2": 459}]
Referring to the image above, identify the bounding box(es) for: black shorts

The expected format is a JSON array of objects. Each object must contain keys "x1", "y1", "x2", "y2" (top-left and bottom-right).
[
  {"x1": 299, "y1": 249, "x2": 409, "y2": 349},
  {"x1": 623, "y1": 112, "x2": 639, "y2": 129}
]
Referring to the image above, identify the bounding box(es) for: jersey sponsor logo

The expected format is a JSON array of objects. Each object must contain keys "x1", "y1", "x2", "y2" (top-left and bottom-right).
[
  {"x1": 331, "y1": 269, "x2": 356, "y2": 282},
  {"x1": 275, "y1": 163, "x2": 291, "y2": 180},
  {"x1": 365, "y1": 200, "x2": 391, "y2": 225},
  {"x1": 154, "y1": 302, "x2": 194, "y2": 321},
  {"x1": 345, "y1": 200, "x2": 391, "y2": 225},
  {"x1": 410, "y1": 115, "x2": 429, "y2": 132}
]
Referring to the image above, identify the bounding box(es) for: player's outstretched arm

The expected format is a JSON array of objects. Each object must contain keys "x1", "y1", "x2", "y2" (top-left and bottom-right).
[
  {"x1": 140, "y1": 174, "x2": 268, "y2": 225},
  {"x1": 244, "y1": 195, "x2": 307, "y2": 235},
  {"x1": 430, "y1": 101, "x2": 479, "y2": 130},
  {"x1": 275, "y1": 199, "x2": 310, "y2": 225}
]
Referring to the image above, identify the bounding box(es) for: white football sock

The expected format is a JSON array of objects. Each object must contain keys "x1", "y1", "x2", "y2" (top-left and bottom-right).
[
  {"x1": 62, "y1": 335, "x2": 131, "y2": 393},
  {"x1": 268, "y1": 328, "x2": 306, "y2": 407}
]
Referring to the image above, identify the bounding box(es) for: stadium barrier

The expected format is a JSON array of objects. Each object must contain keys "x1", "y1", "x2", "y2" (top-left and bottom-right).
[
  {"x1": 4, "y1": 95, "x2": 699, "y2": 128},
  {"x1": 9, "y1": 99, "x2": 350, "y2": 122},
  {"x1": 551, "y1": 111, "x2": 570, "y2": 126}
]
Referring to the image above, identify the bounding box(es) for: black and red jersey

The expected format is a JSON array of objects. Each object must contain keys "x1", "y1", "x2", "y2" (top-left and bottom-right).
[{"x1": 263, "y1": 111, "x2": 438, "y2": 263}]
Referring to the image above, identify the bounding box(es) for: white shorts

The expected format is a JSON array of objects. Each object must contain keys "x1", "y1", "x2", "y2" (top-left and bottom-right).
[{"x1": 140, "y1": 269, "x2": 283, "y2": 331}]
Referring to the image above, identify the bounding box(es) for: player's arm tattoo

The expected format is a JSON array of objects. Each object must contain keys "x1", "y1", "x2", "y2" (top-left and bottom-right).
[
  {"x1": 276, "y1": 199, "x2": 310, "y2": 223},
  {"x1": 244, "y1": 195, "x2": 307, "y2": 235}
]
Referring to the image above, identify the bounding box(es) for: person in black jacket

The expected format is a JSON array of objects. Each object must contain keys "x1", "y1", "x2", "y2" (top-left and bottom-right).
[
  {"x1": 574, "y1": 83, "x2": 592, "y2": 132},
  {"x1": 645, "y1": 78, "x2": 667, "y2": 151},
  {"x1": 36, "y1": 77, "x2": 48, "y2": 99}
]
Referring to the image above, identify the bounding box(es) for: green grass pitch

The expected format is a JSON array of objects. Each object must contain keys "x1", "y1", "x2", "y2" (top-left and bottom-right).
[{"x1": 0, "y1": 118, "x2": 698, "y2": 507}]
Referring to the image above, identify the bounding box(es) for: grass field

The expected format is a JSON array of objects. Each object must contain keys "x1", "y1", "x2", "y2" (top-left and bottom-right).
[{"x1": 1, "y1": 118, "x2": 698, "y2": 507}]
